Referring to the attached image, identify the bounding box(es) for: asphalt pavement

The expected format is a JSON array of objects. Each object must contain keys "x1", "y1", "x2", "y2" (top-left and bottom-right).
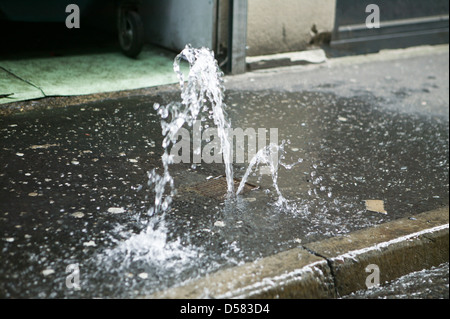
[{"x1": 0, "y1": 45, "x2": 448, "y2": 298}]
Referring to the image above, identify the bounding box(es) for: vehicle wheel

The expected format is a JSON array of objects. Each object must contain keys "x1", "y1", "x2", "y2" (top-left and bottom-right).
[{"x1": 118, "y1": 10, "x2": 144, "y2": 58}]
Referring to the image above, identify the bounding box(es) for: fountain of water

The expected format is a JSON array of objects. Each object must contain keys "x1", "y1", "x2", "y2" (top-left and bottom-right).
[
  {"x1": 147, "y1": 44, "x2": 290, "y2": 217},
  {"x1": 236, "y1": 142, "x2": 287, "y2": 206},
  {"x1": 102, "y1": 45, "x2": 290, "y2": 286},
  {"x1": 148, "y1": 45, "x2": 235, "y2": 218}
]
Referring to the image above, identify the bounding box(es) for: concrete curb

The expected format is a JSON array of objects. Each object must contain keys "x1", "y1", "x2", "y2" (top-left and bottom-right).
[
  {"x1": 246, "y1": 49, "x2": 328, "y2": 71},
  {"x1": 304, "y1": 207, "x2": 449, "y2": 297},
  {"x1": 145, "y1": 207, "x2": 449, "y2": 299}
]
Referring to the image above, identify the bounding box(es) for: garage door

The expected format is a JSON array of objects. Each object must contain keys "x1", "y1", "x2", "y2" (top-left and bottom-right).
[{"x1": 331, "y1": 0, "x2": 449, "y2": 53}]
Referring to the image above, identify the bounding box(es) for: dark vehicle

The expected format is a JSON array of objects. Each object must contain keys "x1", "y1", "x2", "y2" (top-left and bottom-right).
[{"x1": 0, "y1": 0, "x2": 144, "y2": 58}]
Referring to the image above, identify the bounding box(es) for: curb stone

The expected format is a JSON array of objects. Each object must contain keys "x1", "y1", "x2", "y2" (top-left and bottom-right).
[
  {"x1": 304, "y1": 207, "x2": 449, "y2": 297},
  {"x1": 150, "y1": 248, "x2": 336, "y2": 299},
  {"x1": 144, "y1": 207, "x2": 449, "y2": 299}
]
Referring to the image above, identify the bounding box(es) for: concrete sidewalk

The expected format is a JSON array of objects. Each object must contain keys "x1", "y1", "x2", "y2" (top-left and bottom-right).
[{"x1": 229, "y1": 44, "x2": 449, "y2": 118}]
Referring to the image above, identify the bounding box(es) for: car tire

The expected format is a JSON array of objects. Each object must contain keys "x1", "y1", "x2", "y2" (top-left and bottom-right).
[{"x1": 118, "y1": 10, "x2": 144, "y2": 58}]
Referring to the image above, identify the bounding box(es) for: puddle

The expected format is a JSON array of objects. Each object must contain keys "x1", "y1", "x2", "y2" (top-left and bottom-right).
[{"x1": 0, "y1": 89, "x2": 448, "y2": 298}]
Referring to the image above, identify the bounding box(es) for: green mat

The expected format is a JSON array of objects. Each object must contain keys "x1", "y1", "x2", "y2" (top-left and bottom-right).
[
  {"x1": 0, "y1": 46, "x2": 185, "y2": 105},
  {"x1": 0, "y1": 68, "x2": 44, "y2": 103}
]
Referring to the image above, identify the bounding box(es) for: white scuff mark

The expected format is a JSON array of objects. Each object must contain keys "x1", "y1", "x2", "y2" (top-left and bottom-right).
[
  {"x1": 138, "y1": 272, "x2": 149, "y2": 279},
  {"x1": 71, "y1": 212, "x2": 85, "y2": 218},
  {"x1": 107, "y1": 207, "x2": 126, "y2": 214},
  {"x1": 83, "y1": 240, "x2": 96, "y2": 247},
  {"x1": 30, "y1": 144, "x2": 59, "y2": 150},
  {"x1": 42, "y1": 269, "x2": 55, "y2": 276},
  {"x1": 214, "y1": 221, "x2": 226, "y2": 227}
]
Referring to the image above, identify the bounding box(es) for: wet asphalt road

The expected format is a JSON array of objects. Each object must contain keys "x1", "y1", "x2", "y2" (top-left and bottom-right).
[{"x1": 0, "y1": 48, "x2": 448, "y2": 298}]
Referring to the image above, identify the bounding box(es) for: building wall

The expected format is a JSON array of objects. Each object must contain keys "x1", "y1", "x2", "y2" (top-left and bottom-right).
[
  {"x1": 141, "y1": 0, "x2": 216, "y2": 52},
  {"x1": 246, "y1": 0, "x2": 336, "y2": 56}
]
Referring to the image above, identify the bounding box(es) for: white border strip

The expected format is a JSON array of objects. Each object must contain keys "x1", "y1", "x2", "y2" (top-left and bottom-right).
[{"x1": 333, "y1": 224, "x2": 449, "y2": 262}]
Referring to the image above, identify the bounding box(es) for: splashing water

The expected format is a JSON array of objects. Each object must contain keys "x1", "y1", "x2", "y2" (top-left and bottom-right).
[
  {"x1": 236, "y1": 141, "x2": 288, "y2": 207},
  {"x1": 105, "y1": 215, "x2": 200, "y2": 269},
  {"x1": 97, "y1": 46, "x2": 236, "y2": 279},
  {"x1": 149, "y1": 45, "x2": 234, "y2": 217},
  {"x1": 89, "y1": 46, "x2": 299, "y2": 295}
]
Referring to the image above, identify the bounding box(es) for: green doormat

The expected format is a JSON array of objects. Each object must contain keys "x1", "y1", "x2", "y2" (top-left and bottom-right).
[{"x1": 0, "y1": 46, "x2": 186, "y2": 105}]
